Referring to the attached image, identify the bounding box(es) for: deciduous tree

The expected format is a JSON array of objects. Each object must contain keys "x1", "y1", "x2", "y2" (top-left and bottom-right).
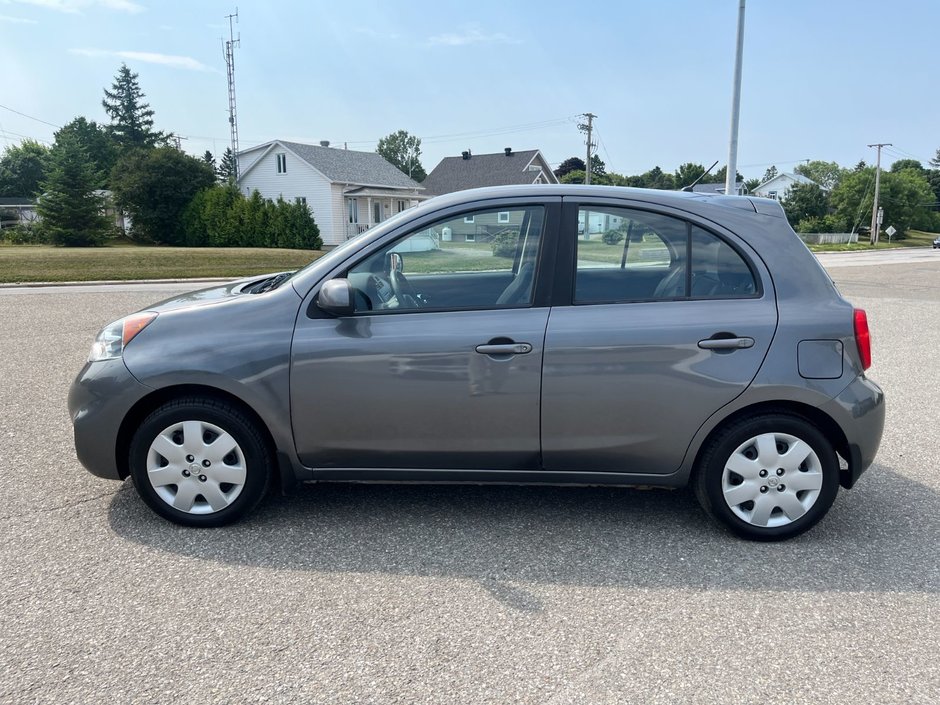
[
  {"x1": 0, "y1": 140, "x2": 50, "y2": 197},
  {"x1": 830, "y1": 167, "x2": 936, "y2": 235},
  {"x1": 782, "y1": 182, "x2": 828, "y2": 227},
  {"x1": 794, "y1": 160, "x2": 846, "y2": 190},
  {"x1": 553, "y1": 157, "x2": 585, "y2": 179},
  {"x1": 377, "y1": 130, "x2": 426, "y2": 182},
  {"x1": 111, "y1": 147, "x2": 216, "y2": 244}
]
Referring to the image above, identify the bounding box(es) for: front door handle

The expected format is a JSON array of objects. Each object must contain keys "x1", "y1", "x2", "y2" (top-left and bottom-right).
[
  {"x1": 475, "y1": 343, "x2": 532, "y2": 355},
  {"x1": 698, "y1": 336, "x2": 755, "y2": 350}
]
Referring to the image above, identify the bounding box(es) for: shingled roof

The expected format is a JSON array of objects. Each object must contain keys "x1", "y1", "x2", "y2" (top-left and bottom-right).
[
  {"x1": 422, "y1": 149, "x2": 555, "y2": 196},
  {"x1": 243, "y1": 140, "x2": 424, "y2": 190}
]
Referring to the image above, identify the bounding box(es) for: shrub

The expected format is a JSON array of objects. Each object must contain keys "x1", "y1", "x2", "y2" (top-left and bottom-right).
[
  {"x1": 602, "y1": 228, "x2": 625, "y2": 245},
  {"x1": 491, "y1": 230, "x2": 518, "y2": 258},
  {"x1": 182, "y1": 186, "x2": 321, "y2": 249},
  {"x1": 1, "y1": 223, "x2": 50, "y2": 244}
]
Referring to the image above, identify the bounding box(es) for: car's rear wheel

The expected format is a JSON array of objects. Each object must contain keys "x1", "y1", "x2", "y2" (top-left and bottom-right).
[
  {"x1": 128, "y1": 398, "x2": 271, "y2": 527},
  {"x1": 694, "y1": 413, "x2": 840, "y2": 541}
]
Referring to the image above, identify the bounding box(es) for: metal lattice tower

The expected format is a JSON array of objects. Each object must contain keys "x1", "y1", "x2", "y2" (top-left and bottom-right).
[{"x1": 223, "y1": 8, "x2": 241, "y2": 180}]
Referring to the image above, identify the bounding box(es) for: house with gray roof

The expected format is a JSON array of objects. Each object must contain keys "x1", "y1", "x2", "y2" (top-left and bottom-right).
[
  {"x1": 691, "y1": 182, "x2": 748, "y2": 196},
  {"x1": 752, "y1": 172, "x2": 819, "y2": 201},
  {"x1": 237, "y1": 139, "x2": 428, "y2": 245},
  {"x1": 421, "y1": 148, "x2": 558, "y2": 197}
]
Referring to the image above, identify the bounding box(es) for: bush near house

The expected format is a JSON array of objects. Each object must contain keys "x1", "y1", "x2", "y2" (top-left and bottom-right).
[
  {"x1": 183, "y1": 185, "x2": 322, "y2": 250},
  {"x1": 491, "y1": 230, "x2": 519, "y2": 258}
]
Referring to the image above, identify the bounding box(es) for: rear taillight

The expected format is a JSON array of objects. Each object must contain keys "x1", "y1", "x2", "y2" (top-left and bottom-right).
[{"x1": 854, "y1": 308, "x2": 871, "y2": 371}]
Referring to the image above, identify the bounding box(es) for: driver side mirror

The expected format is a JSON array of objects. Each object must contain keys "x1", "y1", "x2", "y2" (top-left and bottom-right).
[{"x1": 317, "y1": 278, "x2": 355, "y2": 316}]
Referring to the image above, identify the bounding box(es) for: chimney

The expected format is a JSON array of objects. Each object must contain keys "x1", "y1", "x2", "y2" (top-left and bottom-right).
[
  {"x1": 461, "y1": 150, "x2": 471, "y2": 160},
  {"x1": 319, "y1": 140, "x2": 330, "y2": 148},
  {"x1": 504, "y1": 147, "x2": 512, "y2": 156}
]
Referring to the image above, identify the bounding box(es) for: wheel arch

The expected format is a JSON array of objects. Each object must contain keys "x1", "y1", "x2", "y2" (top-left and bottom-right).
[
  {"x1": 115, "y1": 384, "x2": 286, "y2": 486},
  {"x1": 689, "y1": 400, "x2": 851, "y2": 488}
]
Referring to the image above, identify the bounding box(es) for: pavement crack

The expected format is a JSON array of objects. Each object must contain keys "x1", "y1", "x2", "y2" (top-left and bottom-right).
[{"x1": 0, "y1": 490, "x2": 119, "y2": 522}]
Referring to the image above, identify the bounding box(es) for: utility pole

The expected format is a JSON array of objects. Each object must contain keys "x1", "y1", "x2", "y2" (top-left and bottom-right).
[
  {"x1": 579, "y1": 113, "x2": 596, "y2": 185},
  {"x1": 725, "y1": 0, "x2": 746, "y2": 196},
  {"x1": 868, "y1": 143, "x2": 891, "y2": 245},
  {"x1": 223, "y1": 8, "x2": 241, "y2": 181}
]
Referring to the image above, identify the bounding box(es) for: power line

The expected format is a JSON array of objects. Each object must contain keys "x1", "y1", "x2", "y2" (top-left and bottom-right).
[
  {"x1": 0, "y1": 103, "x2": 61, "y2": 130},
  {"x1": 0, "y1": 128, "x2": 52, "y2": 145},
  {"x1": 593, "y1": 127, "x2": 614, "y2": 173}
]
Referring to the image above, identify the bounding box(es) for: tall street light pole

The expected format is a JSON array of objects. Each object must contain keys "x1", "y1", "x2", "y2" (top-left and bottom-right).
[{"x1": 725, "y1": 0, "x2": 746, "y2": 196}]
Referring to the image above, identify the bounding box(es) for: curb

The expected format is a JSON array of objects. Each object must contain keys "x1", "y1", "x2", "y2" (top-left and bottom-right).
[{"x1": 0, "y1": 277, "x2": 235, "y2": 289}]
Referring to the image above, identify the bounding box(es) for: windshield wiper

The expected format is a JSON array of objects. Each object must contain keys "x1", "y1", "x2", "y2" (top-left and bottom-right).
[{"x1": 248, "y1": 272, "x2": 293, "y2": 294}]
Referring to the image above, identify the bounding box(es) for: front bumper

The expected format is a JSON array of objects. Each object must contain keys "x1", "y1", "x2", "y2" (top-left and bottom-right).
[
  {"x1": 68, "y1": 358, "x2": 152, "y2": 480},
  {"x1": 820, "y1": 374, "x2": 885, "y2": 489}
]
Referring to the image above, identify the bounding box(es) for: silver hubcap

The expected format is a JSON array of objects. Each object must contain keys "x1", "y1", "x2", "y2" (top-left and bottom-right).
[
  {"x1": 146, "y1": 420, "x2": 247, "y2": 515},
  {"x1": 721, "y1": 432, "x2": 823, "y2": 528}
]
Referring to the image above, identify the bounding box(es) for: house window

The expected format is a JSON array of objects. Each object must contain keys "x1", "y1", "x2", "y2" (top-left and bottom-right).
[
  {"x1": 276, "y1": 153, "x2": 287, "y2": 174},
  {"x1": 298, "y1": 196, "x2": 307, "y2": 205},
  {"x1": 498, "y1": 211, "x2": 510, "y2": 224},
  {"x1": 464, "y1": 215, "x2": 474, "y2": 224},
  {"x1": 397, "y1": 200, "x2": 407, "y2": 213},
  {"x1": 465, "y1": 233, "x2": 476, "y2": 242},
  {"x1": 348, "y1": 199, "x2": 359, "y2": 223},
  {"x1": 768, "y1": 190, "x2": 778, "y2": 200}
]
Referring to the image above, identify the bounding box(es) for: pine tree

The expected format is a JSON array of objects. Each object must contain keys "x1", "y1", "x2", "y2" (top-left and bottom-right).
[
  {"x1": 37, "y1": 133, "x2": 111, "y2": 246},
  {"x1": 102, "y1": 63, "x2": 164, "y2": 151},
  {"x1": 217, "y1": 147, "x2": 237, "y2": 182},
  {"x1": 202, "y1": 150, "x2": 216, "y2": 170}
]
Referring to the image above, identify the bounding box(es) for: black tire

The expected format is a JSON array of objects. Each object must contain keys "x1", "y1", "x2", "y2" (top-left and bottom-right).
[
  {"x1": 694, "y1": 413, "x2": 840, "y2": 541},
  {"x1": 129, "y1": 397, "x2": 272, "y2": 527}
]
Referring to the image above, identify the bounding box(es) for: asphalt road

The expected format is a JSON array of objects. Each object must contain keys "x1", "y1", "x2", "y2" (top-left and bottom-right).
[{"x1": 0, "y1": 254, "x2": 938, "y2": 704}]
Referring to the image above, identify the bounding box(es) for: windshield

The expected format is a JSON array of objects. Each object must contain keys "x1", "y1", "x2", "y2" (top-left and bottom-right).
[{"x1": 283, "y1": 206, "x2": 423, "y2": 285}]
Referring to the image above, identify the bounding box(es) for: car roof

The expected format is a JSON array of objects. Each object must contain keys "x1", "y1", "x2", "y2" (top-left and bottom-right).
[{"x1": 416, "y1": 184, "x2": 786, "y2": 219}]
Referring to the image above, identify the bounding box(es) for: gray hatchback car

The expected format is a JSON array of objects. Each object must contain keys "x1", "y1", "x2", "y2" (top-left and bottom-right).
[{"x1": 69, "y1": 185, "x2": 884, "y2": 540}]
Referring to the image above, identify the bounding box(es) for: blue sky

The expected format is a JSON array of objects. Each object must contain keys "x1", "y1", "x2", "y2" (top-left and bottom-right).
[{"x1": 0, "y1": 0, "x2": 937, "y2": 180}]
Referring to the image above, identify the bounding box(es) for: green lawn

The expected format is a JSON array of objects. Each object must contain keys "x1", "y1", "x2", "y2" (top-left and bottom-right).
[
  {"x1": 0, "y1": 244, "x2": 324, "y2": 284},
  {"x1": 807, "y1": 229, "x2": 938, "y2": 253}
]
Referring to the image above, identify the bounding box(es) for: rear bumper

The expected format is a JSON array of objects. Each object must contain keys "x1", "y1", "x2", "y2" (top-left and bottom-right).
[
  {"x1": 820, "y1": 375, "x2": 885, "y2": 489},
  {"x1": 68, "y1": 359, "x2": 151, "y2": 480}
]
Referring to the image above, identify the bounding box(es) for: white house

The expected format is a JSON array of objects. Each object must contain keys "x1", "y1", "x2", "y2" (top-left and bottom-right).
[
  {"x1": 0, "y1": 197, "x2": 38, "y2": 229},
  {"x1": 237, "y1": 140, "x2": 429, "y2": 245},
  {"x1": 752, "y1": 172, "x2": 818, "y2": 201}
]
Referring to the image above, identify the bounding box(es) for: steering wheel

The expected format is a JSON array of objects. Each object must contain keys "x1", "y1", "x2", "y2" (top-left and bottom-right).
[{"x1": 389, "y1": 270, "x2": 423, "y2": 308}]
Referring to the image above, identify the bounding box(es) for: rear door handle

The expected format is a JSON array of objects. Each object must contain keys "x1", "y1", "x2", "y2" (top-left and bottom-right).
[
  {"x1": 475, "y1": 343, "x2": 532, "y2": 355},
  {"x1": 698, "y1": 337, "x2": 755, "y2": 350}
]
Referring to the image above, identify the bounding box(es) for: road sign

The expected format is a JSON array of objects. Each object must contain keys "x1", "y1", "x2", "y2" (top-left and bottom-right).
[
  {"x1": 885, "y1": 225, "x2": 897, "y2": 241},
  {"x1": 877, "y1": 207, "x2": 884, "y2": 226}
]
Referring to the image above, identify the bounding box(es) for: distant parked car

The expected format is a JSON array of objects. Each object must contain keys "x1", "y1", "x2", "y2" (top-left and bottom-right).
[
  {"x1": 69, "y1": 185, "x2": 884, "y2": 540},
  {"x1": 933, "y1": 235, "x2": 940, "y2": 249}
]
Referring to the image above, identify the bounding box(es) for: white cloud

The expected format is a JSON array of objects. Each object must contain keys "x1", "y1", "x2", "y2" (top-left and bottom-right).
[
  {"x1": 70, "y1": 48, "x2": 218, "y2": 72},
  {"x1": 427, "y1": 25, "x2": 520, "y2": 47},
  {"x1": 4, "y1": 0, "x2": 144, "y2": 14},
  {"x1": 352, "y1": 26, "x2": 400, "y2": 41},
  {"x1": 0, "y1": 13, "x2": 38, "y2": 22}
]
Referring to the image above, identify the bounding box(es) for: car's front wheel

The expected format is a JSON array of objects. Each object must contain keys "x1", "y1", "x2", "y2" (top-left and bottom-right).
[
  {"x1": 694, "y1": 413, "x2": 840, "y2": 540},
  {"x1": 128, "y1": 397, "x2": 272, "y2": 527}
]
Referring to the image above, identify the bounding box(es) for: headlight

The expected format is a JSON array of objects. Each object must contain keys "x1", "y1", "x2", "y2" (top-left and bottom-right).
[{"x1": 89, "y1": 312, "x2": 157, "y2": 362}]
